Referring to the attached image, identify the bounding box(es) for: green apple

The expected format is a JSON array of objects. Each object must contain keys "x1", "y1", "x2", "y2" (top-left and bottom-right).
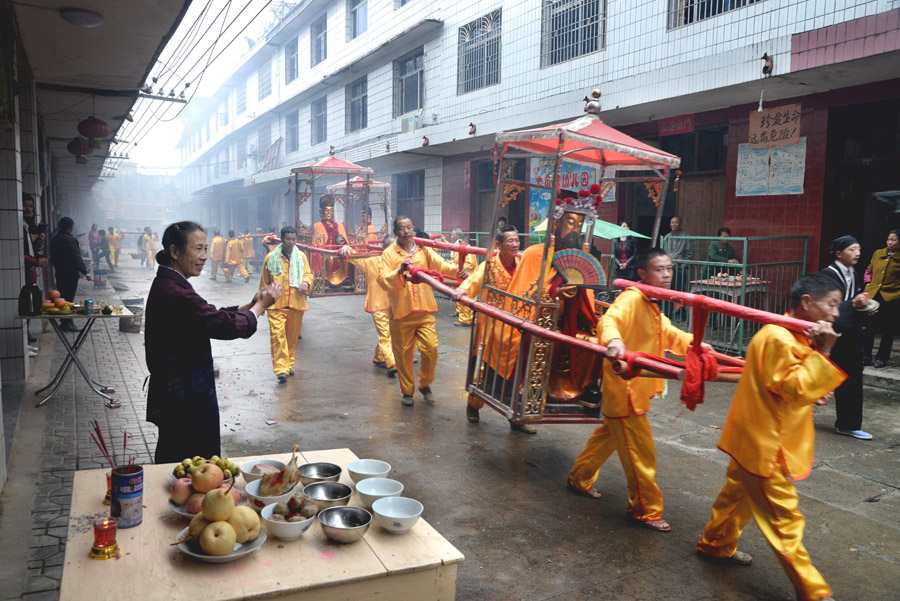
[
  {"x1": 210, "y1": 455, "x2": 221, "y2": 463},
  {"x1": 199, "y1": 521, "x2": 236, "y2": 556},
  {"x1": 223, "y1": 469, "x2": 232, "y2": 480},
  {"x1": 181, "y1": 459, "x2": 192, "y2": 467}
]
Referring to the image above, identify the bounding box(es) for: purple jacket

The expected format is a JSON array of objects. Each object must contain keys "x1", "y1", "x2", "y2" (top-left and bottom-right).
[{"x1": 145, "y1": 266, "x2": 257, "y2": 462}]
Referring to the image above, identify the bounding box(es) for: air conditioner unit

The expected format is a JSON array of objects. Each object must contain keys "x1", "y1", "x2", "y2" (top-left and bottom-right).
[{"x1": 400, "y1": 113, "x2": 423, "y2": 133}]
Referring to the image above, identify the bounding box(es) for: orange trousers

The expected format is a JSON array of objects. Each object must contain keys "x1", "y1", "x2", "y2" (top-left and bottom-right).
[
  {"x1": 223, "y1": 262, "x2": 249, "y2": 281},
  {"x1": 371, "y1": 310, "x2": 395, "y2": 368},
  {"x1": 389, "y1": 312, "x2": 438, "y2": 396},
  {"x1": 267, "y1": 309, "x2": 304, "y2": 376},
  {"x1": 110, "y1": 249, "x2": 120, "y2": 266},
  {"x1": 145, "y1": 249, "x2": 155, "y2": 268},
  {"x1": 567, "y1": 412, "x2": 664, "y2": 521},
  {"x1": 697, "y1": 459, "x2": 831, "y2": 601},
  {"x1": 456, "y1": 303, "x2": 473, "y2": 324}
]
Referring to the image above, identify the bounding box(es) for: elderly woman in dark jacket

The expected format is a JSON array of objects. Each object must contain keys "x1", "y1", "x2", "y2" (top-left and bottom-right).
[{"x1": 146, "y1": 221, "x2": 281, "y2": 463}]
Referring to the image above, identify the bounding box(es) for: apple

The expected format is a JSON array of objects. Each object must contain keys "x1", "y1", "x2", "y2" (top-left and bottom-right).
[
  {"x1": 185, "y1": 493, "x2": 205, "y2": 515},
  {"x1": 199, "y1": 521, "x2": 236, "y2": 556},
  {"x1": 219, "y1": 482, "x2": 242, "y2": 505},
  {"x1": 49, "y1": 290, "x2": 60, "y2": 300},
  {"x1": 170, "y1": 477, "x2": 193, "y2": 505},
  {"x1": 191, "y1": 462, "x2": 224, "y2": 493},
  {"x1": 54, "y1": 298, "x2": 68, "y2": 308},
  {"x1": 226, "y1": 506, "x2": 260, "y2": 543},
  {"x1": 223, "y1": 469, "x2": 232, "y2": 480},
  {"x1": 188, "y1": 513, "x2": 211, "y2": 540},
  {"x1": 201, "y1": 487, "x2": 235, "y2": 522}
]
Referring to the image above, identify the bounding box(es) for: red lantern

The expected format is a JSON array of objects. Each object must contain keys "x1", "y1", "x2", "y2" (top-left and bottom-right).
[
  {"x1": 77, "y1": 116, "x2": 110, "y2": 149},
  {"x1": 67, "y1": 137, "x2": 93, "y2": 164}
]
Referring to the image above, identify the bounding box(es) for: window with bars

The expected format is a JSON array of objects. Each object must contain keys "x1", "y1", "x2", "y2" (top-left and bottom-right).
[
  {"x1": 220, "y1": 147, "x2": 230, "y2": 176},
  {"x1": 258, "y1": 59, "x2": 272, "y2": 100},
  {"x1": 540, "y1": 0, "x2": 605, "y2": 68},
  {"x1": 394, "y1": 48, "x2": 424, "y2": 117},
  {"x1": 350, "y1": 0, "x2": 367, "y2": 39},
  {"x1": 237, "y1": 136, "x2": 247, "y2": 169},
  {"x1": 311, "y1": 97, "x2": 327, "y2": 144},
  {"x1": 457, "y1": 10, "x2": 501, "y2": 95},
  {"x1": 285, "y1": 37, "x2": 299, "y2": 83},
  {"x1": 667, "y1": 0, "x2": 763, "y2": 29},
  {"x1": 346, "y1": 77, "x2": 367, "y2": 132},
  {"x1": 236, "y1": 79, "x2": 246, "y2": 114},
  {"x1": 286, "y1": 109, "x2": 300, "y2": 152},
  {"x1": 311, "y1": 15, "x2": 327, "y2": 67},
  {"x1": 258, "y1": 124, "x2": 271, "y2": 162}
]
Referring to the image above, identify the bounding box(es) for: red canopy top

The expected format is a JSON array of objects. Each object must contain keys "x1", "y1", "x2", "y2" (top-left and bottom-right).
[
  {"x1": 325, "y1": 176, "x2": 390, "y2": 192},
  {"x1": 291, "y1": 156, "x2": 374, "y2": 176},
  {"x1": 498, "y1": 114, "x2": 681, "y2": 172}
]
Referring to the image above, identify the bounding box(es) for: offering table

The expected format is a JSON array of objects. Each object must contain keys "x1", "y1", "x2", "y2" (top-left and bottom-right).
[{"x1": 60, "y1": 448, "x2": 464, "y2": 601}]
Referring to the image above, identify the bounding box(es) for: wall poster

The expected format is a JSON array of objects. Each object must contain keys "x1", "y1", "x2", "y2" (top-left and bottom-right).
[{"x1": 736, "y1": 137, "x2": 806, "y2": 196}]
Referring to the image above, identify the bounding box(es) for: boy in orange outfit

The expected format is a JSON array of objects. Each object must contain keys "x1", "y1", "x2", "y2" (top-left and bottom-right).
[
  {"x1": 566, "y1": 248, "x2": 694, "y2": 532},
  {"x1": 696, "y1": 274, "x2": 845, "y2": 601}
]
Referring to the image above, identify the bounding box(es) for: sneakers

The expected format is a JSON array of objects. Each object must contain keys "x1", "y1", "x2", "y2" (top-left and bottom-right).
[
  {"x1": 697, "y1": 549, "x2": 752, "y2": 566},
  {"x1": 401, "y1": 395, "x2": 414, "y2": 406},
  {"x1": 510, "y1": 423, "x2": 537, "y2": 434},
  {"x1": 277, "y1": 373, "x2": 287, "y2": 383},
  {"x1": 466, "y1": 405, "x2": 480, "y2": 423},
  {"x1": 386, "y1": 366, "x2": 397, "y2": 378},
  {"x1": 419, "y1": 386, "x2": 436, "y2": 404},
  {"x1": 453, "y1": 321, "x2": 472, "y2": 327},
  {"x1": 835, "y1": 428, "x2": 873, "y2": 440},
  {"x1": 289, "y1": 368, "x2": 295, "y2": 376}
]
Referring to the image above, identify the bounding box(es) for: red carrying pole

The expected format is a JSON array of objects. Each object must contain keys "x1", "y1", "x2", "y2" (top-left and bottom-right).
[{"x1": 413, "y1": 236, "x2": 488, "y2": 257}]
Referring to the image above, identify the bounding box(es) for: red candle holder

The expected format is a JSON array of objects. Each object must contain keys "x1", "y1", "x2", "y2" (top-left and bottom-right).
[
  {"x1": 103, "y1": 472, "x2": 112, "y2": 506},
  {"x1": 89, "y1": 517, "x2": 119, "y2": 560}
]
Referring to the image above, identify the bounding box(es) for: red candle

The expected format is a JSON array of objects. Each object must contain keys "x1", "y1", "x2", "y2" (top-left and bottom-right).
[{"x1": 93, "y1": 517, "x2": 117, "y2": 549}]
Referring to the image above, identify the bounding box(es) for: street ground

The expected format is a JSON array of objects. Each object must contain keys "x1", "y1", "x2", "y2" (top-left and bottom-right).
[{"x1": 1, "y1": 253, "x2": 899, "y2": 601}]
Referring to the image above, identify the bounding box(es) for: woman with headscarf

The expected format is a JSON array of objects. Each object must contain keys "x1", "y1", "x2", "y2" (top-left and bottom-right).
[
  {"x1": 862, "y1": 229, "x2": 900, "y2": 368},
  {"x1": 145, "y1": 221, "x2": 281, "y2": 463},
  {"x1": 819, "y1": 235, "x2": 872, "y2": 440}
]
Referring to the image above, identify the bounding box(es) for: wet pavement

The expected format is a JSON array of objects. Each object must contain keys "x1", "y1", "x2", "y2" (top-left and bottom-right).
[{"x1": 1, "y1": 253, "x2": 899, "y2": 601}]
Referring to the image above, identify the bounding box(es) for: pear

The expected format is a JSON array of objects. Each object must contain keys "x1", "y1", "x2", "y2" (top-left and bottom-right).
[
  {"x1": 199, "y1": 521, "x2": 236, "y2": 556},
  {"x1": 226, "y1": 506, "x2": 260, "y2": 543},
  {"x1": 201, "y1": 484, "x2": 236, "y2": 521},
  {"x1": 188, "y1": 513, "x2": 211, "y2": 540}
]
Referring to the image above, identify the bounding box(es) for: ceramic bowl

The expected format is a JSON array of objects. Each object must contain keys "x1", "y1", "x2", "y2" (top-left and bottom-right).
[
  {"x1": 298, "y1": 462, "x2": 342, "y2": 486},
  {"x1": 355, "y1": 477, "x2": 403, "y2": 509},
  {"x1": 244, "y1": 478, "x2": 296, "y2": 512},
  {"x1": 260, "y1": 504, "x2": 315, "y2": 541},
  {"x1": 240, "y1": 459, "x2": 286, "y2": 483},
  {"x1": 346, "y1": 459, "x2": 391, "y2": 483},
  {"x1": 317, "y1": 506, "x2": 371, "y2": 544},
  {"x1": 371, "y1": 497, "x2": 423, "y2": 535},
  {"x1": 303, "y1": 481, "x2": 352, "y2": 510}
]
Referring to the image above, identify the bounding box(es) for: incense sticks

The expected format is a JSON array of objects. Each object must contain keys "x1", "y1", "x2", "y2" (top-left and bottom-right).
[{"x1": 89, "y1": 421, "x2": 139, "y2": 471}]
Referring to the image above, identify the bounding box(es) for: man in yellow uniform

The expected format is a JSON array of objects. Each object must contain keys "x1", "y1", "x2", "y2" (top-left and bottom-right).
[
  {"x1": 566, "y1": 248, "x2": 694, "y2": 532},
  {"x1": 451, "y1": 228, "x2": 479, "y2": 327},
  {"x1": 696, "y1": 274, "x2": 845, "y2": 601},
  {"x1": 260, "y1": 226, "x2": 314, "y2": 382},
  {"x1": 241, "y1": 229, "x2": 255, "y2": 275},
  {"x1": 313, "y1": 195, "x2": 350, "y2": 288},
  {"x1": 377, "y1": 216, "x2": 468, "y2": 406},
  {"x1": 106, "y1": 226, "x2": 122, "y2": 268},
  {"x1": 223, "y1": 230, "x2": 249, "y2": 283},
  {"x1": 340, "y1": 235, "x2": 398, "y2": 378},
  {"x1": 356, "y1": 206, "x2": 379, "y2": 242},
  {"x1": 208, "y1": 229, "x2": 226, "y2": 280},
  {"x1": 458, "y1": 225, "x2": 521, "y2": 424},
  {"x1": 141, "y1": 227, "x2": 157, "y2": 269}
]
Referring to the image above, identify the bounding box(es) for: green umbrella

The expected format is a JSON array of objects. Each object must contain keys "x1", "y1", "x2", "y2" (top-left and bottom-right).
[{"x1": 533, "y1": 218, "x2": 650, "y2": 240}]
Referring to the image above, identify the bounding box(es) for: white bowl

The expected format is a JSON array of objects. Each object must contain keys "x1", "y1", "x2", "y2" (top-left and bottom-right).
[
  {"x1": 260, "y1": 504, "x2": 314, "y2": 541},
  {"x1": 372, "y1": 497, "x2": 423, "y2": 535},
  {"x1": 244, "y1": 478, "x2": 296, "y2": 513},
  {"x1": 355, "y1": 477, "x2": 403, "y2": 509},
  {"x1": 240, "y1": 459, "x2": 286, "y2": 483},
  {"x1": 346, "y1": 459, "x2": 391, "y2": 483}
]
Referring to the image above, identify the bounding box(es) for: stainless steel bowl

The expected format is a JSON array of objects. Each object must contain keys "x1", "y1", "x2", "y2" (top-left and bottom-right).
[
  {"x1": 317, "y1": 506, "x2": 371, "y2": 544},
  {"x1": 303, "y1": 481, "x2": 352, "y2": 510},
  {"x1": 298, "y1": 462, "x2": 342, "y2": 486}
]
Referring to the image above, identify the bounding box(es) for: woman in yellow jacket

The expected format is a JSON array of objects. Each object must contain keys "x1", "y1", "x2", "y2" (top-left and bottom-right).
[{"x1": 862, "y1": 229, "x2": 900, "y2": 367}]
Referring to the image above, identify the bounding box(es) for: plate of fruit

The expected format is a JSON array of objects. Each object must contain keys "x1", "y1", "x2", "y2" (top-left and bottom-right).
[
  {"x1": 174, "y1": 485, "x2": 266, "y2": 564},
  {"x1": 169, "y1": 461, "x2": 245, "y2": 519},
  {"x1": 172, "y1": 455, "x2": 240, "y2": 481}
]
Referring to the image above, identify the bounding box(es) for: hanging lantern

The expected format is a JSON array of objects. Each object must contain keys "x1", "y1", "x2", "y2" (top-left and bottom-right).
[
  {"x1": 67, "y1": 137, "x2": 93, "y2": 164},
  {"x1": 77, "y1": 115, "x2": 110, "y2": 149}
]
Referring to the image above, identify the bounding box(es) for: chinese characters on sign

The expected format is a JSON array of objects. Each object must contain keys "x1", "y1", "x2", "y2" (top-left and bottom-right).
[
  {"x1": 658, "y1": 114, "x2": 695, "y2": 137},
  {"x1": 748, "y1": 103, "x2": 801, "y2": 148}
]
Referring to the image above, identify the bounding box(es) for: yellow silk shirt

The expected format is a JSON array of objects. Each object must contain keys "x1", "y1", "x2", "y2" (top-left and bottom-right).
[
  {"x1": 719, "y1": 324, "x2": 846, "y2": 480},
  {"x1": 599, "y1": 287, "x2": 693, "y2": 418},
  {"x1": 451, "y1": 249, "x2": 479, "y2": 278},
  {"x1": 209, "y1": 236, "x2": 226, "y2": 262},
  {"x1": 225, "y1": 239, "x2": 244, "y2": 265},
  {"x1": 141, "y1": 233, "x2": 155, "y2": 251},
  {"x1": 377, "y1": 243, "x2": 458, "y2": 321},
  {"x1": 348, "y1": 255, "x2": 390, "y2": 314},
  {"x1": 864, "y1": 247, "x2": 900, "y2": 303},
  {"x1": 107, "y1": 232, "x2": 121, "y2": 250},
  {"x1": 459, "y1": 253, "x2": 519, "y2": 299},
  {"x1": 241, "y1": 236, "x2": 255, "y2": 259},
  {"x1": 259, "y1": 251, "x2": 314, "y2": 312}
]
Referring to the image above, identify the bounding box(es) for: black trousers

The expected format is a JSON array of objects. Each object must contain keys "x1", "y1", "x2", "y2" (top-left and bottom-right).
[
  {"x1": 56, "y1": 272, "x2": 79, "y2": 302},
  {"x1": 863, "y1": 293, "x2": 898, "y2": 362},
  {"x1": 831, "y1": 330, "x2": 864, "y2": 431}
]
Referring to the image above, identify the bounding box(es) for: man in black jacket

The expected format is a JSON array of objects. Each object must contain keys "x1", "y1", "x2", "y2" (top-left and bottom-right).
[
  {"x1": 50, "y1": 217, "x2": 91, "y2": 332},
  {"x1": 819, "y1": 235, "x2": 873, "y2": 440}
]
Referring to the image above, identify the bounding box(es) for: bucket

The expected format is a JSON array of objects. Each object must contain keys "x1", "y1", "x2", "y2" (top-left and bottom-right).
[
  {"x1": 110, "y1": 465, "x2": 143, "y2": 528},
  {"x1": 119, "y1": 298, "x2": 144, "y2": 333}
]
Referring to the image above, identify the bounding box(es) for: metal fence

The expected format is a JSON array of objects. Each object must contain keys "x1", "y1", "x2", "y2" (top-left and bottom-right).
[{"x1": 662, "y1": 235, "x2": 808, "y2": 355}]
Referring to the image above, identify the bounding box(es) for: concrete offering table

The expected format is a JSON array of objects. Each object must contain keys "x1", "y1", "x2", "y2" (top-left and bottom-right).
[{"x1": 60, "y1": 448, "x2": 464, "y2": 601}]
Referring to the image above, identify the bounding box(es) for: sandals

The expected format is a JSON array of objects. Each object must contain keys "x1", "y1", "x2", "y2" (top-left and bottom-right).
[
  {"x1": 566, "y1": 479, "x2": 602, "y2": 499},
  {"x1": 630, "y1": 516, "x2": 671, "y2": 532}
]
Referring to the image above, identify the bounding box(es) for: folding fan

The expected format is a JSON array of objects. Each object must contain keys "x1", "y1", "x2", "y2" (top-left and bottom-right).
[{"x1": 552, "y1": 249, "x2": 606, "y2": 290}]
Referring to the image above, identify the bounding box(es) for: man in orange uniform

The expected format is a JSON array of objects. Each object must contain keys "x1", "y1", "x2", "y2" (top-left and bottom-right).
[
  {"x1": 313, "y1": 195, "x2": 350, "y2": 288},
  {"x1": 451, "y1": 228, "x2": 480, "y2": 327},
  {"x1": 141, "y1": 226, "x2": 157, "y2": 269},
  {"x1": 340, "y1": 235, "x2": 398, "y2": 378},
  {"x1": 356, "y1": 206, "x2": 379, "y2": 242},
  {"x1": 259, "y1": 226, "x2": 314, "y2": 382},
  {"x1": 377, "y1": 216, "x2": 468, "y2": 406},
  {"x1": 566, "y1": 248, "x2": 694, "y2": 532},
  {"x1": 458, "y1": 225, "x2": 522, "y2": 424},
  {"x1": 209, "y1": 230, "x2": 226, "y2": 280},
  {"x1": 223, "y1": 230, "x2": 250, "y2": 283},
  {"x1": 241, "y1": 229, "x2": 255, "y2": 276},
  {"x1": 696, "y1": 274, "x2": 845, "y2": 601},
  {"x1": 106, "y1": 226, "x2": 122, "y2": 268}
]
